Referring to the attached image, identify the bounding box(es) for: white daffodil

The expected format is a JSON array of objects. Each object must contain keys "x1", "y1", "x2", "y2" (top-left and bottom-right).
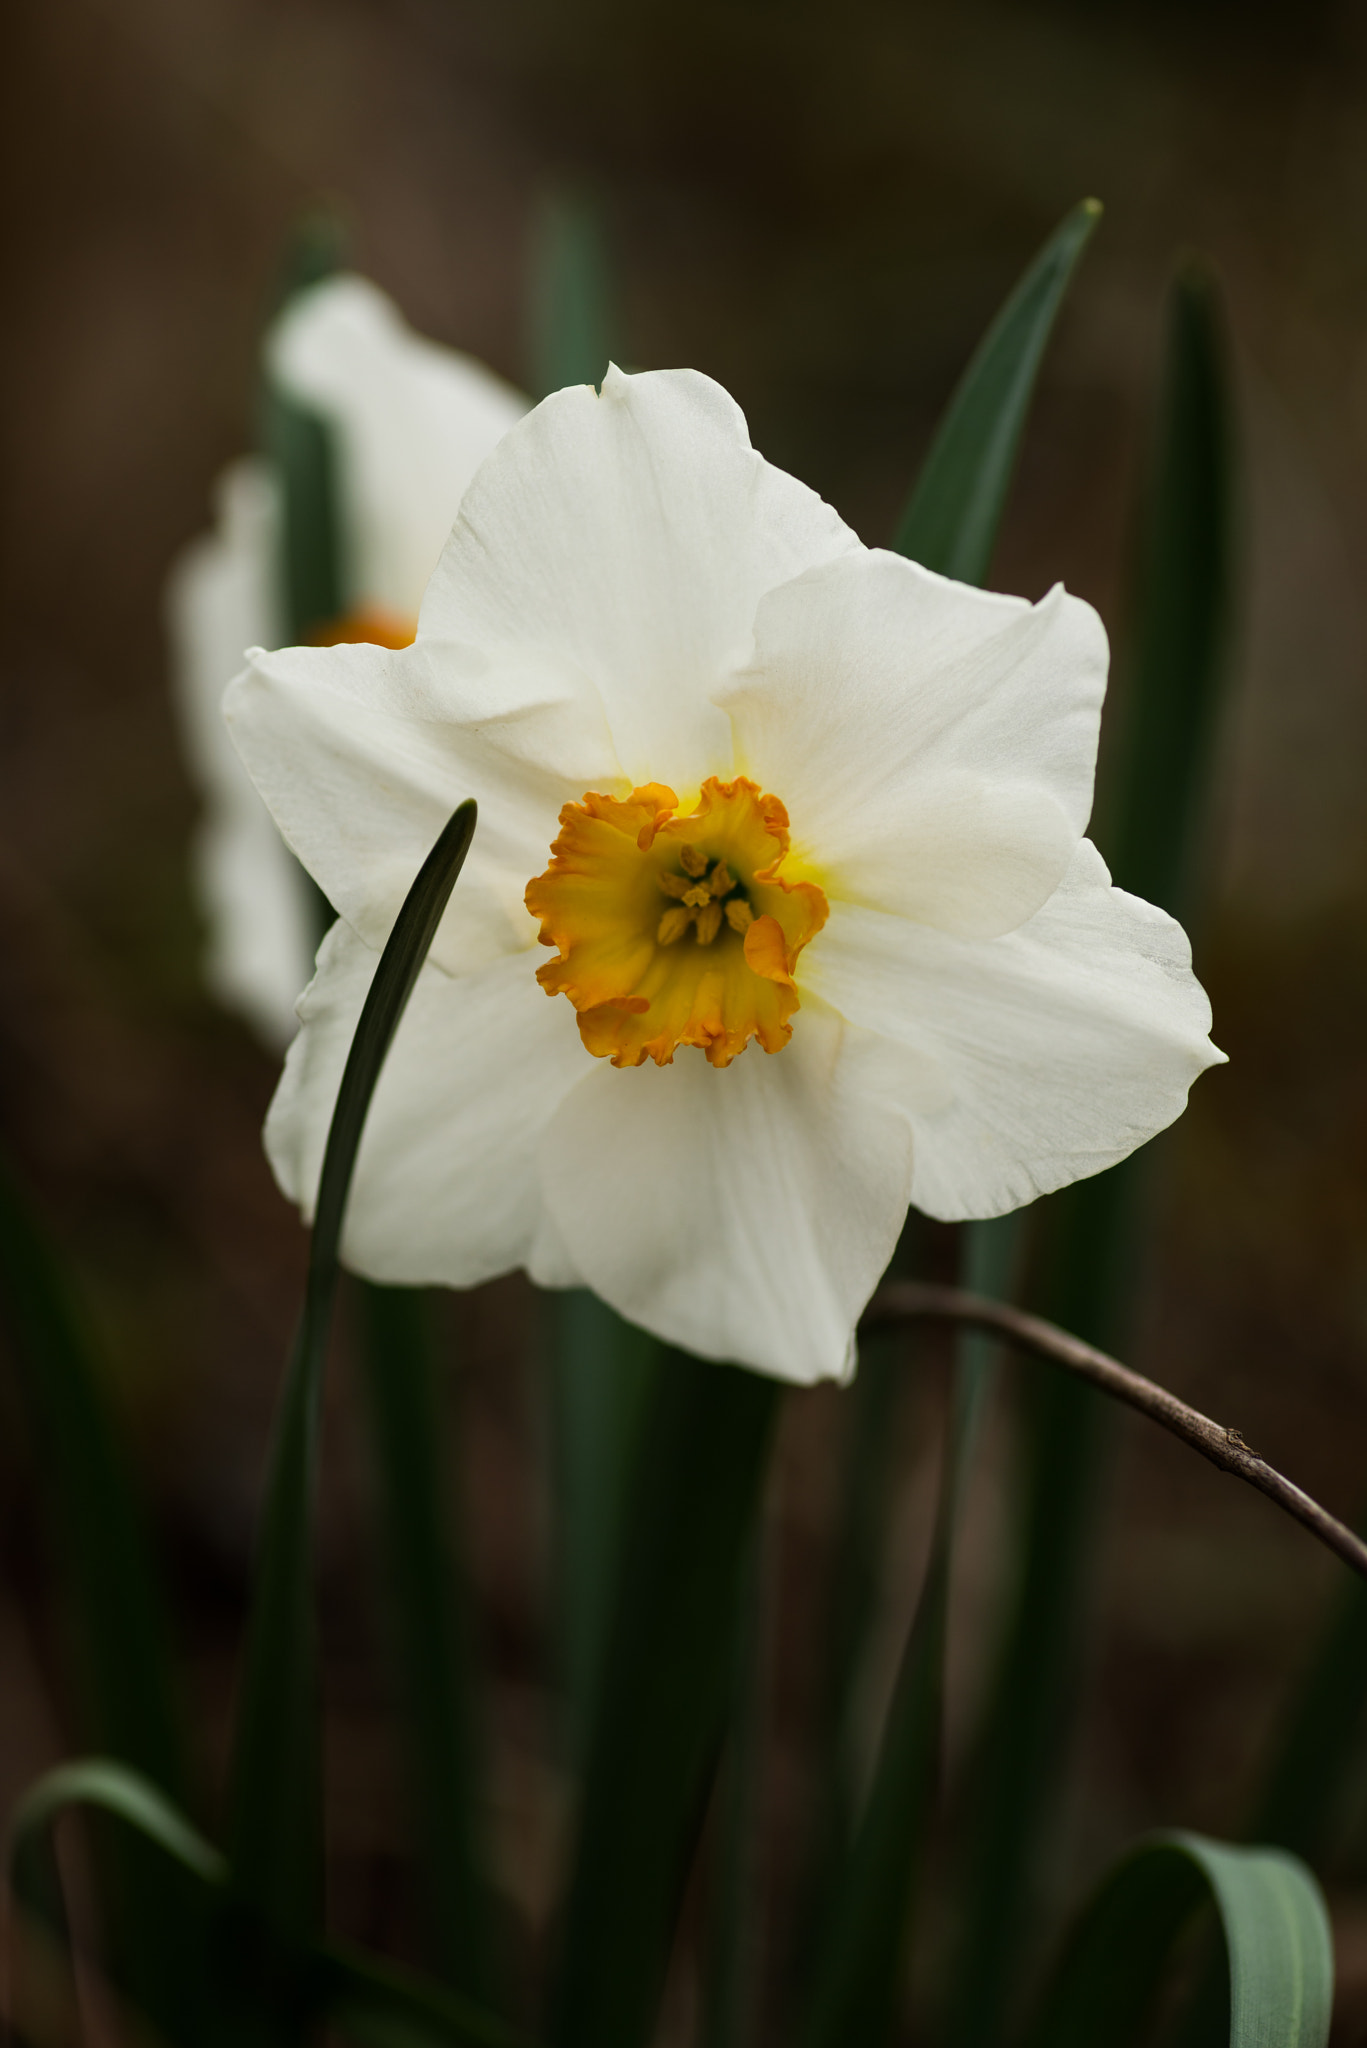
[
  {"x1": 167, "y1": 274, "x2": 527, "y2": 1044},
  {"x1": 226, "y1": 366, "x2": 1223, "y2": 1384}
]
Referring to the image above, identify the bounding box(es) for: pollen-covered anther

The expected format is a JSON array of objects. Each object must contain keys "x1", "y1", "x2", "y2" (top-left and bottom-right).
[{"x1": 525, "y1": 775, "x2": 829, "y2": 1069}]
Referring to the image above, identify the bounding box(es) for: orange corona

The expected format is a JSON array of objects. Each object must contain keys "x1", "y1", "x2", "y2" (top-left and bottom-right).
[{"x1": 526, "y1": 776, "x2": 828, "y2": 1069}]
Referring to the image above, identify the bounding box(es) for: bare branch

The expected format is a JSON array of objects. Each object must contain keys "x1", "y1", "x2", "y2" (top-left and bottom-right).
[{"x1": 863, "y1": 1281, "x2": 1367, "y2": 1586}]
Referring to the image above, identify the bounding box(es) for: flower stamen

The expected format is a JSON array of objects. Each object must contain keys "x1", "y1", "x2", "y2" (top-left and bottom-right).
[{"x1": 526, "y1": 776, "x2": 828, "y2": 1068}]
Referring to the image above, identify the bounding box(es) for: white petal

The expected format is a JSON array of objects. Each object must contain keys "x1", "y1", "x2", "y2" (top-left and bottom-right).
[
  {"x1": 266, "y1": 922, "x2": 593, "y2": 1284},
  {"x1": 721, "y1": 553, "x2": 1108, "y2": 935},
  {"x1": 268, "y1": 275, "x2": 528, "y2": 618},
  {"x1": 538, "y1": 1002, "x2": 915, "y2": 1384},
  {"x1": 800, "y1": 839, "x2": 1225, "y2": 1220},
  {"x1": 419, "y1": 366, "x2": 860, "y2": 791},
  {"x1": 226, "y1": 634, "x2": 624, "y2": 974},
  {"x1": 165, "y1": 460, "x2": 316, "y2": 1045}
]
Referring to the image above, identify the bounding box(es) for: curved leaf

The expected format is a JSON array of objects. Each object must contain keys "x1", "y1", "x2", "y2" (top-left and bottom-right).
[
  {"x1": 893, "y1": 198, "x2": 1101, "y2": 582},
  {"x1": 5, "y1": 1756, "x2": 524, "y2": 2048},
  {"x1": 356, "y1": 1283, "x2": 495, "y2": 1995},
  {"x1": 227, "y1": 799, "x2": 477, "y2": 1938},
  {"x1": 527, "y1": 185, "x2": 615, "y2": 398},
  {"x1": 1021, "y1": 1831, "x2": 1333, "y2": 2048},
  {"x1": 0, "y1": 1162, "x2": 198, "y2": 2033},
  {"x1": 7, "y1": 1757, "x2": 227, "y2": 1892},
  {"x1": 793, "y1": 205, "x2": 1100, "y2": 2048},
  {"x1": 550, "y1": 1349, "x2": 780, "y2": 2048},
  {"x1": 945, "y1": 261, "x2": 1237, "y2": 2048}
]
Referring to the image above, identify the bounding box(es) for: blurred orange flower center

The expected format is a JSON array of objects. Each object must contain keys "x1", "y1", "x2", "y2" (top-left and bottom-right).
[
  {"x1": 313, "y1": 607, "x2": 417, "y2": 650},
  {"x1": 525, "y1": 777, "x2": 828, "y2": 1069}
]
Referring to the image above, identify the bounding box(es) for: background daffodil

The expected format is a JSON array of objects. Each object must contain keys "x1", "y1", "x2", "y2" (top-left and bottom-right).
[
  {"x1": 227, "y1": 365, "x2": 1223, "y2": 1383},
  {"x1": 167, "y1": 273, "x2": 527, "y2": 1045}
]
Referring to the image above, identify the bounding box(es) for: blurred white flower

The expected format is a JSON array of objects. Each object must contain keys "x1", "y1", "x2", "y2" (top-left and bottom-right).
[
  {"x1": 167, "y1": 274, "x2": 527, "y2": 1045},
  {"x1": 227, "y1": 366, "x2": 1223, "y2": 1383}
]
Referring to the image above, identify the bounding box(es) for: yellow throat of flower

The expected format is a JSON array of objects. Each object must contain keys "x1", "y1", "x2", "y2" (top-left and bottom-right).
[{"x1": 525, "y1": 777, "x2": 828, "y2": 1069}]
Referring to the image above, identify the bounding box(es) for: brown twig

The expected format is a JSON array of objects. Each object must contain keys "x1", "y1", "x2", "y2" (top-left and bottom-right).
[{"x1": 863, "y1": 1280, "x2": 1367, "y2": 1587}]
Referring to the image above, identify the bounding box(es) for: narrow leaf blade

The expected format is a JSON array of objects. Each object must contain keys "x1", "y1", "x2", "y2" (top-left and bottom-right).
[
  {"x1": 0, "y1": 1160, "x2": 198, "y2": 2033},
  {"x1": 893, "y1": 198, "x2": 1101, "y2": 582},
  {"x1": 356, "y1": 1282, "x2": 495, "y2": 1996},
  {"x1": 1021, "y1": 1831, "x2": 1333, "y2": 2048},
  {"x1": 1251, "y1": 1569, "x2": 1367, "y2": 1863},
  {"x1": 526, "y1": 186, "x2": 615, "y2": 398},
  {"x1": 794, "y1": 204, "x2": 1101, "y2": 2048},
  {"x1": 550, "y1": 1350, "x2": 781, "y2": 2048},
  {"x1": 323, "y1": 1942, "x2": 532, "y2": 2048},
  {"x1": 7, "y1": 1758, "x2": 227, "y2": 1892},
  {"x1": 227, "y1": 801, "x2": 477, "y2": 1936},
  {"x1": 944, "y1": 262, "x2": 1236, "y2": 2048}
]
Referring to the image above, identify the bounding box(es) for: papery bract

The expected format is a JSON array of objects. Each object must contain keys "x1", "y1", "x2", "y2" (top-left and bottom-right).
[{"x1": 227, "y1": 366, "x2": 1223, "y2": 1382}]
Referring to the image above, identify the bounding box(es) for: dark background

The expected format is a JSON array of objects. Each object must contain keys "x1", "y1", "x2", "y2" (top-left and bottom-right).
[{"x1": 4, "y1": 0, "x2": 1367, "y2": 2036}]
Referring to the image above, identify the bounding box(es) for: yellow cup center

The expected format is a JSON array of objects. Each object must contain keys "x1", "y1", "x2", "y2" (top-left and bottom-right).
[{"x1": 525, "y1": 776, "x2": 829, "y2": 1068}]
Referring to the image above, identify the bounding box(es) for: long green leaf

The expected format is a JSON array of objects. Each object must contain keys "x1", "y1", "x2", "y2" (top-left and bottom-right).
[
  {"x1": 7, "y1": 1758, "x2": 227, "y2": 1892},
  {"x1": 1251, "y1": 1570, "x2": 1367, "y2": 1865},
  {"x1": 893, "y1": 198, "x2": 1101, "y2": 583},
  {"x1": 700, "y1": 1522, "x2": 770, "y2": 2048},
  {"x1": 5, "y1": 1757, "x2": 222, "y2": 2048},
  {"x1": 0, "y1": 1178, "x2": 186, "y2": 1798},
  {"x1": 550, "y1": 1349, "x2": 781, "y2": 2048},
  {"x1": 356, "y1": 1284, "x2": 494, "y2": 1995},
  {"x1": 0, "y1": 1160, "x2": 201, "y2": 2036},
  {"x1": 792, "y1": 201, "x2": 1101, "y2": 2048},
  {"x1": 526, "y1": 186, "x2": 614, "y2": 399},
  {"x1": 261, "y1": 213, "x2": 349, "y2": 642},
  {"x1": 1020, "y1": 1831, "x2": 1332, "y2": 2048},
  {"x1": 945, "y1": 262, "x2": 1235, "y2": 2048},
  {"x1": 551, "y1": 1292, "x2": 660, "y2": 1758},
  {"x1": 523, "y1": 187, "x2": 657, "y2": 1772},
  {"x1": 5, "y1": 1756, "x2": 524, "y2": 2048},
  {"x1": 261, "y1": 227, "x2": 497, "y2": 1996},
  {"x1": 324, "y1": 1942, "x2": 532, "y2": 2048},
  {"x1": 226, "y1": 799, "x2": 478, "y2": 1939},
  {"x1": 798, "y1": 1335, "x2": 995, "y2": 2048}
]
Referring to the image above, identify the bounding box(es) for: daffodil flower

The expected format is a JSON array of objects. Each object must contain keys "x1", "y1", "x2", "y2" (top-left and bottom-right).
[
  {"x1": 227, "y1": 367, "x2": 1223, "y2": 1383},
  {"x1": 167, "y1": 275, "x2": 526, "y2": 1044}
]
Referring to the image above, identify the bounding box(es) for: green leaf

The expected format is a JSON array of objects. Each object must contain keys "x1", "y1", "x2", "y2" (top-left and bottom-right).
[
  {"x1": 550, "y1": 1349, "x2": 781, "y2": 2048},
  {"x1": 526, "y1": 185, "x2": 615, "y2": 398},
  {"x1": 552, "y1": 1291, "x2": 660, "y2": 1759},
  {"x1": 0, "y1": 1163, "x2": 186, "y2": 1800},
  {"x1": 1251, "y1": 1570, "x2": 1367, "y2": 1865},
  {"x1": 797, "y1": 1331, "x2": 996, "y2": 2048},
  {"x1": 790, "y1": 205, "x2": 1101, "y2": 2048},
  {"x1": 0, "y1": 1159, "x2": 200, "y2": 2034},
  {"x1": 893, "y1": 198, "x2": 1101, "y2": 583},
  {"x1": 1021, "y1": 1831, "x2": 1333, "y2": 2048},
  {"x1": 699, "y1": 1524, "x2": 769, "y2": 2048},
  {"x1": 227, "y1": 799, "x2": 478, "y2": 1939},
  {"x1": 324, "y1": 1942, "x2": 532, "y2": 2048},
  {"x1": 944, "y1": 262, "x2": 1236, "y2": 2048},
  {"x1": 785, "y1": 1340, "x2": 903, "y2": 1994},
  {"x1": 6, "y1": 1756, "x2": 525, "y2": 2048},
  {"x1": 7, "y1": 1757, "x2": 227, "y2": 1892},
  {"x1": 524, "y1": 185, "x2": 654, "y2": 1780},
  {"x1": 5, "y1": 1758, "x2": 222, "y2": 2047},
  {"x1": 356, "y1": 1282, "x2": 496, "y2": 1996},
  {"x1": 1100, "y1": 259, "x2": 1236, "y2": 918},
  {"x1": 260, "y1": 214, "x2": 349, "y2": 641}
]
